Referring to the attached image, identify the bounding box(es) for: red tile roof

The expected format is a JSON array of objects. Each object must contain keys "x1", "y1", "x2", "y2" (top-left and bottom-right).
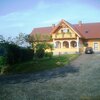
[
  {"x1": 74, "y1": 23, "x2": 100, "y2": 39},
  {"x1": 30, "y1": 26, "x2": 53, "y2": 35},
  {"x1": 30, "y1": 26, "x2": 53, "y2": 41},
  {"x1": 30, "y1": 21, "x2": 100, "y2": 39}
]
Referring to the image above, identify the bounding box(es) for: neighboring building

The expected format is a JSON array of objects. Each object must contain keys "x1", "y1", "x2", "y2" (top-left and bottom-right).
[{"x1": 30, "y1": 19, "x2": 100, "y2": 55}]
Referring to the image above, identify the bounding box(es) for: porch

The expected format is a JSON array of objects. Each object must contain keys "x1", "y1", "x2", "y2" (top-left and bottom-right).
[{"x1": 53, "y1": 37, "x2": 80, "y2": 55}]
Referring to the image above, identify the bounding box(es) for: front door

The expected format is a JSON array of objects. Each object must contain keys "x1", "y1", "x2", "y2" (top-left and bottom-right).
[{"x1": 94, "y1": 42, "x2": 99, "y2": 51}]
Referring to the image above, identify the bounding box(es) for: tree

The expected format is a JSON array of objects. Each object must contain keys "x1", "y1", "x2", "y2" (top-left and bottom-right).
[
  {"x1": 44, "y1": 43, "x2": 53, "y2": 51},
  {"x1": 14, "y1": 33, "x2": 30, "y2": 47},
  {"x1": 0, "y1": 35, "x2": 5, "y2": 43},
  {"x1": 27, "y1": 33, "x2": 52, "y2": 48},
  {"x1": 35, "y1": 42, "x2": 53, "y2": 58},
  {"x1": 24, "y1": 34, "x2": 34, "y2": 48},
  {"x1": 15, "y1": 33, "x2": 25, "y2": 45},
  {"x1": 25, "y1": 33, "x2": 53, "y2": 58},
  {"x1": 35, "y1": 43, "x2": 45, "y2": 58}
]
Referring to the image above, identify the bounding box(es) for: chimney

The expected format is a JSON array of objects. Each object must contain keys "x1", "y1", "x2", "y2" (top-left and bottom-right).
[
  {"x1": 52, "y1": 24, "x2": 55, "y2": 28},
  {"x1": 78, "y1": 21, "x2": 82, "y2": 26}
]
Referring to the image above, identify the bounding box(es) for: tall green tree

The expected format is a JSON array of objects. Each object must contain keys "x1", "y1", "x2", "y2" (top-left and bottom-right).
[
  {"x1": 0, "y1": 35, "x2": 5, "y2": 43},
  {"x1": 13, "y1": 33, "x2": 30, "y2": 47}
]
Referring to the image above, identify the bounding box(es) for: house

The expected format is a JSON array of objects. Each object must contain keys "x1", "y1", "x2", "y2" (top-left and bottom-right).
[{"x1": 30, "y1": 19, "x2": 100, "y2": 55}]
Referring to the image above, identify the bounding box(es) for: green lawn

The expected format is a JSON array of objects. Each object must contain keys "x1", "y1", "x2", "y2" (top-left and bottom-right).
[{"x1": 5, "y1": 54, "x2": 79, "y2": 74}]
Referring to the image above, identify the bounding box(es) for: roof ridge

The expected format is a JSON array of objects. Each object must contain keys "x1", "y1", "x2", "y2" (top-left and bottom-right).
[{"x1": 73, "y1": 22, "x2": 100, "y2": 25}]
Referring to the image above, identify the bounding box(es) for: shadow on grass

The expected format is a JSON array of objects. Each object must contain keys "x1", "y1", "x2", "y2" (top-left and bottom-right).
[{"x1": 0, "y1": 65, "x2": 79, "y2": 85}]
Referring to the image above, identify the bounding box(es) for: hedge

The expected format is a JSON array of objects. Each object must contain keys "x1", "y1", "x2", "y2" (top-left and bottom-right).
[
  {"x1": 0, "y1": 56, "x2": 6, "y2": 65},
  {"x1": 0, "y1": 43, "x2": 34, "y2": 65}
]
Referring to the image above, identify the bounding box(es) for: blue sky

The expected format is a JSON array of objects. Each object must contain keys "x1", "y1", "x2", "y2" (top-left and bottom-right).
[{"x1": 0, "y1": 0, "x2": 100, "y2": 37}]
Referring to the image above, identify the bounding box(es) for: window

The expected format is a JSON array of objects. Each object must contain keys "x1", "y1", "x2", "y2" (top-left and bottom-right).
[
  {"x1": 94, "y1": 42, "x2": 99, "y2": 51},
  {"x1": 64, "y1": 28, "x2": 68, "y2": 33},
  {"x1": 61, "y1": 28, "x2": 69, "y2": 33}
]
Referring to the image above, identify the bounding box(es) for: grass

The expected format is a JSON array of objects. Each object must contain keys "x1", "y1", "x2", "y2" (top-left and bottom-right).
[
  {"x1": 5, "y1": 54, "x2": 79, "y2": 74},
  {"x1": 0, "y1": 54, "x2": 100, "y2": 100}
]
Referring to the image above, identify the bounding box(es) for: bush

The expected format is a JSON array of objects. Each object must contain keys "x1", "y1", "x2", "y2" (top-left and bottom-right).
[
  {"x1": 8, "y1": 44, "x2": 34, "y2": 65},
  {"x1": 35, "y1": 43, "x2": 53, "y2": 59},
  {"x1": 45, "y1": 52, "x2": 53, "y2": 58},
  {"x1": 0, "y1": 56, "x2": 6, "y2": 65},
  {"x1": 0, "y1": 56, "x2": 7, "y2": 74},
  {"x1": 0, "y1": 43, "x2": 34, "y2": 65},
  {"x1": 35, "y1": 43, "x2": 45, "y2": 58},
  {"x1": 6, "y1": 43, "x2": 21, "y2": 65},
  {"x1": 36, "y1": 48, "x2": 45, "y2": 58},
  {"x1": 20, "y1": 48, "x2": 34, "y2": 62},
  {"x1": 0, "y1": 48, "x2": 6, "y2": 56}
]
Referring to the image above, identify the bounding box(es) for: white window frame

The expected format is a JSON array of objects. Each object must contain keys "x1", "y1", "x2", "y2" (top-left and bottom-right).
[
  {"x1": 93, "y1": 42, "x2": 99, "y2": 51},
  {"x1": 61, "y1": 28, "x2": 69, "y2": 33}
]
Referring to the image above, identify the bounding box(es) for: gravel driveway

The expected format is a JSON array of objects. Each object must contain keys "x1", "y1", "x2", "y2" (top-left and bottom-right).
[{"x1": 0, "y1": 54, "x2": 100, "y2": 100}]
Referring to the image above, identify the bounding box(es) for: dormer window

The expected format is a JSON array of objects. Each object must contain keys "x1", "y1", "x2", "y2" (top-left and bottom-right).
[{"x1": 85, "y1": 30, "x2": 88, "y2": 33}]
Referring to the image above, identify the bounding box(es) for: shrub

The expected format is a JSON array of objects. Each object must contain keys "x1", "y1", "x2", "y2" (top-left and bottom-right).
[
  {"x1": 35, "y1": 43, "x2": 53, "y2": 59},
  {"x1": 36, "y1": 48, "x2": 45, "y2": 58},
  {"x1": 0, "y1": 56, "x2": 7, "y2": 74},
  {"x1": 6, "y1": 43, "x2": 21, "y2": 65},
  {"x1": 20, "y1": 48, "x2": 34, "y2": 62},
  {"x1": 0, "y1": 48, "x2": 6, "y2": 56},
  {"x1": 45, "y1": 52, "x2": 53, "y2": 58},
  {"x1": 0, "y1": 43, "x2": 34, "y2": 65},
  {"x1": 0, "y1": 56, "x2": 6, "y2": 65},
  {"x1": 35, "y1": 43, "x2": 45, "y2": 58}
]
